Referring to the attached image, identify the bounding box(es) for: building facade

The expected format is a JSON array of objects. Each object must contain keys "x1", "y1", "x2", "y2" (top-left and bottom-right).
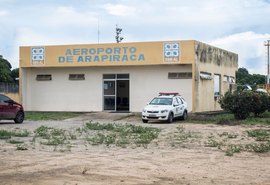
[{"x1": 19, "y1": 40, "x2": 238, "y2": 112}]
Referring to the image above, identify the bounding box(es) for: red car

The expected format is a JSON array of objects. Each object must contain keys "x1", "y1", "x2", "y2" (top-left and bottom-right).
[{"x1": 0, "y1": 94, "x2": 24, "y2": 123}]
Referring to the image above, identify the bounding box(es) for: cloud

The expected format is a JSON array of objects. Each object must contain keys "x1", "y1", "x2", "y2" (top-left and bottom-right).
[
  {"x1": 210, "y1": 31, "x2": 270, "y2": 74},
  {"x1": 103, "y1": 4, "x2": 136, "y2": 16},
  {"x1": 0, "y1": 10, "x2": 8, "y2": 16},
  {"x1": 43, "y1": 6, "x2": 98, "y2": 27}
]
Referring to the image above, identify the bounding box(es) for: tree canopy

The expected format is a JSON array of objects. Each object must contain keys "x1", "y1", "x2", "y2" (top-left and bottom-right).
[
  {"x1": 0, "y1": 55, "x2": 19, "y2": 83},
  {"x1": 236, "y1": 67, "x2": 266, "y2": 85}
]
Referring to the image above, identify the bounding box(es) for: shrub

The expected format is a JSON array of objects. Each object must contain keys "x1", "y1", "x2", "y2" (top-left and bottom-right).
[
  {"x1": 219, "y1": 91, "x2": 269, "y2": 120},
  {"x1": 250, "y1": 92, "x2": 269, "y2": 117}
]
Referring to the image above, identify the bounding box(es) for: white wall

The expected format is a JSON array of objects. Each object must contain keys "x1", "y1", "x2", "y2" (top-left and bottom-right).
[{"x1": 21, "y1": 65, "x2": 192, "y2": 112}]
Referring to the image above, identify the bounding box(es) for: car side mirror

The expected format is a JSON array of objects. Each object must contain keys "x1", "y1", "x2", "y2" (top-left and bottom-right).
[{"x1": 146, "y1": 102, "x2": 149, "y2": 105}]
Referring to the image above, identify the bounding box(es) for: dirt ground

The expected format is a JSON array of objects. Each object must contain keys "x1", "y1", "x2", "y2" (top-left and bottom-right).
[{"x1": 0, "y1": 112, "x2": 270, "y2": 185}]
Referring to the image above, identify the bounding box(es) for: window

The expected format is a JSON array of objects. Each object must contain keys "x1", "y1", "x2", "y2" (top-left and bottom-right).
[
  {"x1": 168, "y1": 72, "x2": 192, "y2": 79},
  {"x1": 214, "y1": 74, "x2": 221, "y2": 96},
  {"x1": 69, "y1": 74, "x2": 85, "y2": 80},
  {"x1": 200, "y1": 72, "x2": 212, "y2": 80},
  {"x1": 229, "y1": 76, "x2": 235, "y2": 83},
  {"x1": 36, "y1": 74, "x2": 52, "y2": 81},
  {"x1": 103, "y1": 74, "x2": 116, "y2": 79},
  {"x1": 223, "y1": 75, "x2": 229, "y2": 82},
  {"x1": 117, "y1": 74, "x2": 129, "y2": 79}
]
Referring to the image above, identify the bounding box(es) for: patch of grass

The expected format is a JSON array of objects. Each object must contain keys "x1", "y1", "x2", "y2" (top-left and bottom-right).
[
  {"x1": 84, "y1": 122, "x2": 160, "y2": 147},
  {"x1": 42, "y1": 137, "x2": 66, "y2": 146},
  {"x1": 205, "y1": 138, "x2": 224, "y2": 149},
  {"x1": 34, "y1": 126, "x2": 52, "y2": 138},
  {"x1": 16, "y1": 144, "x2": 28, "y2": 150},
  {"x1": 225, "y1": 144, "x2": 243, "y2": 156},
  {"x1": 34, "y1": 126, "x2": 71, "y2": 146},
  {"x1": 87, "y1": 133, "x2": 105, "y2": 145},
  {"x1": 188, "y1": 112, "x2": 270, "y2": 125},
  {"x1": 218, "y1": 132, "x2": 238, "y2": 139},
  {"x1": 13, "y1": 129, "x2": 30, "y2": 137},
  {"x1": 244, "y1": 112, "x2": 270, "y2": 125},
  {"x1": 246, "y1": 129, "x2": 270, "y2": 141},
  {"x1": 172, "y1": 126, "x2": 200, "y2": 143},
  {"x1": 25, "y1": 112, "x2": 82, "y2": 121},
  {"x1": 245, "y1": 142, "x2": 270, "y2": 153},
  {"x1": 0, "y1": 130, "x2": 12, "y2": 139},
  {"x1": 116, "y1": 135, "x2": 130, "y2": 148},
  {"x1": 188, "y1": 113, "x2": 235, "y2": 124},
  {"x1": 0, "y1": 129, "x2": 30, "y2": 139},
  {"x1": 8, "y1": 139, "x2": 24, "y2": 144}
]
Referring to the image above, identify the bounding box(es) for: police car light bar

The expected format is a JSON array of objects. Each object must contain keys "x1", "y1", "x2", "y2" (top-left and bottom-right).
[{"x1": 159, "y1": 92, "x2": 179, "y2": 96}]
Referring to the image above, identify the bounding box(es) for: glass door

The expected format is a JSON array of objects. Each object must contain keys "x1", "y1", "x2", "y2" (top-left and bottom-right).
[{"x1": 103, "y1": 80, "x2": 116, "y2": 111}]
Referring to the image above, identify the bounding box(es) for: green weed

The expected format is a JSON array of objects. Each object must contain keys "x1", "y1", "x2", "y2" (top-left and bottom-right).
[
  {"x1": 0, "y1": 130, "x2": 12, "y2": 139},
  {"x1": 84, "y1": 122, "x2": 160, "y2": 147},
  {"x1": 8, "y1": 139, "x2": 24, "y2": 144},
  {"x1": 225, "y1": 144, "x2": 243, "y2": 156},
  {"x1": 218, "y1": 132, "x2": 238, "y2": 139},
  {"x1": 245, "y1": 142, "x2": 270, "y2": 153},
  {"x1": 0, "y1": 129, "x2": 30, "y2": 139},
  {"x1": 246, "y1": 129, "x2": 270, "y2": 141},
  {"x1": 16, "y1": 144, "x2": 28, "y2": 150},
  {"x1": 205, "y1": 138, "x2": 224, "y2": 149}
]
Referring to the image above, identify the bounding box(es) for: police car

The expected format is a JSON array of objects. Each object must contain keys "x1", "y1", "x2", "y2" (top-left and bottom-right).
[{"x1": 142, "y1": 92, "x2": 188, "y2": 123}]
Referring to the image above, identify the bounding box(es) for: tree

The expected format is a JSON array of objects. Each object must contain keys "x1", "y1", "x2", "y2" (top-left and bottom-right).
[
  {"x1": 236, "y1": 67, "x2": 266, "y2": 85},
  {"x1": 0, "y1": 55, "x2": 19, "y2": 83},
  {"x1": 11, "y1": 68, "x2": 19, "y2": 81}
]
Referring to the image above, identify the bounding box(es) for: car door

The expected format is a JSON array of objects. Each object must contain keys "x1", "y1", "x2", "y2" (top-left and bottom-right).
[
  {"x1": 0, "y1": 94, "x2": 15, "y2": 119},
  {"x1": 177, "y1": 97, "x2": 185, "y2": 116},
  {"x1": 172, "y1": 97, "x2": 181, "y2": 117}
]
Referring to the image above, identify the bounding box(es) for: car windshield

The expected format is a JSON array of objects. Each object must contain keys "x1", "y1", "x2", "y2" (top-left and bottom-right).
[{"x1": 149, "y1": 98, "x2": 172, "y2": 105}]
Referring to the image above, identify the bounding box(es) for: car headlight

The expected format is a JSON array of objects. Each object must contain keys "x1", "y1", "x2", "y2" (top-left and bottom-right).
[
  {"x1": 142, "y1": 109, "x2": 146, "y2": 113},
  {"x1": 161, "y1": 109, "x2": 168, "y2": 113}
]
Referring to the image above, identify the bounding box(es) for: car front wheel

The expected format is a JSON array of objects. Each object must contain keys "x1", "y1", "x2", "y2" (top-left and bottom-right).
[
  {"x1": 142, "y1": 119, "x2": 148, "y2": 123},
  {"x1": 167, "y1": 112, "x2": 173, "y2": 123},
  {"x1": 14, "y1": 111, "x2": 24, "y2": 123}
]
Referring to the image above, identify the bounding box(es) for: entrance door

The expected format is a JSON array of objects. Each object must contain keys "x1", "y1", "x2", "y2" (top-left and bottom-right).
[
  {"x1": 116, "y1": 80, "x2": 129, "y2": 111},
  {"x1": 103, "y1": 74, "x2": 129, "y2": 112},
  {"x1": 103, "y1": 80, "x2": 116, "y2": 111}
]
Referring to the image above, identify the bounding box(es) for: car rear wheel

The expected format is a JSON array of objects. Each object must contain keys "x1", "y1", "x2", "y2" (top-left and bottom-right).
[
  {"x1": 14, "y1": 111, "x2": 24, "y2": 123},
  {"x1": 181, "y1": 111, "x2": 188, "y2": 120},
  {"x1": 142, "y1": 119, "x2": 148, "y2": 123},
  {"x1": 167, "y1": 112, "x2": 173, "y2": 123}
]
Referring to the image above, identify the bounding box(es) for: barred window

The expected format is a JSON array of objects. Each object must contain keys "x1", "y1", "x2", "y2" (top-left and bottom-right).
[
  {"x1": 69, "y1": 74, "x2": 85, "y2": 80},
  {"x1": 168, "y1": 72, "x2": 192, "y2": 79},
  {"x1": 36, "y1": 74, "x2": 52, "y2": 81}
]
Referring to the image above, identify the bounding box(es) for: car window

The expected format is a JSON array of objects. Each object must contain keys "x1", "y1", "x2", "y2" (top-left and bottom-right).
[
  {"x1": 0, "y1": 95, "x2": 10, "y2": 103},
  {"x1": 177, "y1": 97, "x2": 183, "y2": 104},
  {"x1": 174, "y1": 98, "x2": 180, "y2": 105},
  {"x1": 150, "y1": 98, "x2": 172, "y2": 105}
]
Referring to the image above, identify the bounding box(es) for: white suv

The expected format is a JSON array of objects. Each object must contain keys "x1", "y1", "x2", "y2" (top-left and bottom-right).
[{"x1": 142, "y1": 93, "x2": 188, "y2": 123}]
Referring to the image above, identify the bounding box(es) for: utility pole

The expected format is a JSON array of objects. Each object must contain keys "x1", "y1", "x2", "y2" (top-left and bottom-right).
[
  {"x1": 115, "y1": 25, "x2": 123, "y2": 43},
  {"x1": 265, "y1": 40, "x2": 270, "y2": 88}
]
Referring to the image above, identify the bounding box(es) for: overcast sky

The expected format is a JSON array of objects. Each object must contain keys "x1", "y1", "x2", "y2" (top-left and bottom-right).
[{"x1": 0, "y1": 0, "x2": 270, "y2": 74}]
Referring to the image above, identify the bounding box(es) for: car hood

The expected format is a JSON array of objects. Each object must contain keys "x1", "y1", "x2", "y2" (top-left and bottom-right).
[{"x1": 144, "y1": 104, "x2": 170, "y2": 111}]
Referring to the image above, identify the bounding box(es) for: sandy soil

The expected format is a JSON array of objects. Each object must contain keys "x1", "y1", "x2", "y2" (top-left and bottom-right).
[{"x1": 0, "y1": 112, "x2": 270, "y2": 185}]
